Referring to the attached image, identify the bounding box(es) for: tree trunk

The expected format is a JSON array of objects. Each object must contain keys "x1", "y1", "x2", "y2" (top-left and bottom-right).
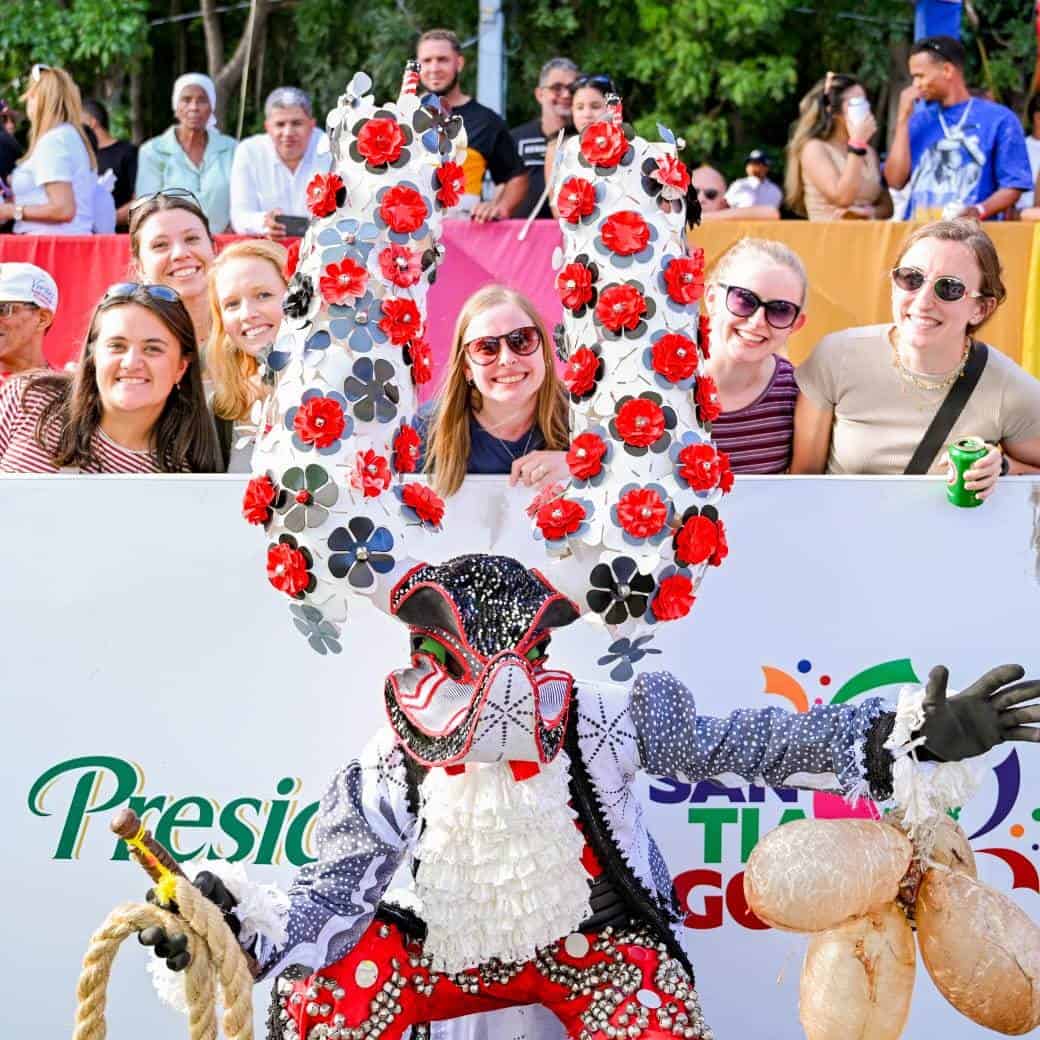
[
  {"x1": 200, "y1": 0, "x2": 272, "y2": 128},
  {"x1": 885, "y1": 37, "x2": 911, "y2": 154},
  {"x1": 130, "y1": 62, "x2": 145, "y2": 143}
]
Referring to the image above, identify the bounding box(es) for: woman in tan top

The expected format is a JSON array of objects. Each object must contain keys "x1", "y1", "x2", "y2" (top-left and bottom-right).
[
  {"x1": 785, "y1": 73, "x2": 892, "y2": 221},
  {"x1": 792, "y1": 220, "x2": 1040, "y2": 497}
]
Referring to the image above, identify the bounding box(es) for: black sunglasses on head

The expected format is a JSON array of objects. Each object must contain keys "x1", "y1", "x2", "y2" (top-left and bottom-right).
[
  {"x1": 103, "y1": 282, "x2": 182, "y2": 304},
  {"x1": 128, "y1": 187, "x2": 203, "y2": 213},
  {"x1": 721, "y1": 284, "x2": 801, "y2": 330},
  {"x1": 570, "y1": 74, "x2": 616, "y2": 96}
]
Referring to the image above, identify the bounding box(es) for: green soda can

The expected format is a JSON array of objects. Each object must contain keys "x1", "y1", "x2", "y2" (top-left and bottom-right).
[{"x1": 946, "y1": 436, "x2": 988, "y2": 508}]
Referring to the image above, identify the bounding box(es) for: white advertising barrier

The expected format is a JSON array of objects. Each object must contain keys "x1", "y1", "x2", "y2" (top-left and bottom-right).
[{"x1": 4, "y1": 473, "x2": 1040, "y2": 1040}]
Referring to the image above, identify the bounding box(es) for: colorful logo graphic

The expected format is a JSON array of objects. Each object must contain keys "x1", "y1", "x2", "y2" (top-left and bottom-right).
[{"x1": 665, "y1": 657, "x2": 1040, "y2": 930}]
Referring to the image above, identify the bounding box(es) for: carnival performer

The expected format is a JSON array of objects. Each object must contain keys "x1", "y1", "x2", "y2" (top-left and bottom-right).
[{"x1": 418, "y1": 284, "x2": 569, "y2": 494}]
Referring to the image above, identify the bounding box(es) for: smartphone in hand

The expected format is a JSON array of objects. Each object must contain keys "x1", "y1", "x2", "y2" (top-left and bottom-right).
[{"x1": 279, "y1": 214, "x2": 310, "y2": 238}]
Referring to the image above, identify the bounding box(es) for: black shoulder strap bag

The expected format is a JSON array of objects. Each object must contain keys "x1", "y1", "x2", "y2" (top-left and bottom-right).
[{"x1": 903, "y1": 341, "x2": 988, "y2": 475}]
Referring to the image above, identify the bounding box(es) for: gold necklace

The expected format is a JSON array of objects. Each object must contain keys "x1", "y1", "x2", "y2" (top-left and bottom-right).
[{"x1": 890, "y1": 332, "x2": 972, "y2": 393}]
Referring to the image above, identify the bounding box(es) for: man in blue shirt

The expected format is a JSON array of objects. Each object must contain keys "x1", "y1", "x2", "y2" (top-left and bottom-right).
[{"x1": 884, "y1": 35, "x2": 1031, "y2": 221}]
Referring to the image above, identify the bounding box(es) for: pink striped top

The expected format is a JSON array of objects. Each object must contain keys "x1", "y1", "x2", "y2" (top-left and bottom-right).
[
  {"x1": 710, "y1": 355, "x2": 799, "y2": 474},
  {"x1": 0, "y1": 375, "x2": 164, "y2": 474}
]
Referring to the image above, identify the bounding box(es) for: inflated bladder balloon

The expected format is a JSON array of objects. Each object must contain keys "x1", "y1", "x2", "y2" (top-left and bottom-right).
[
  {"x1": 799, "y1": 902, "x2": 915, "y2": 1040},
  {"x1": 917, "y1": 867, "x2": 1040, "y2": 1035},
  {"x1": 744, "y1": 818, "x2": 912, "y2": 932},
  {"x1": 886, "y1": 810, "x2": 977, "y2": 878}
]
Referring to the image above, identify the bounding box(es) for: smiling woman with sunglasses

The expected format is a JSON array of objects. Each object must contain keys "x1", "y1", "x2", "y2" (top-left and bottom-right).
[
  {"x1": 0, "y1": 282, "x2": 221, "y2": 473},
  {"x1": 701, "y1": 239, "x2": 808, "y2": 473},
  {"x1": 793, "y1": 220, "x2": 1040, "y2": 491},
  {"x1": 419, "y1": 284, "x2": 569, "y2": 496}
]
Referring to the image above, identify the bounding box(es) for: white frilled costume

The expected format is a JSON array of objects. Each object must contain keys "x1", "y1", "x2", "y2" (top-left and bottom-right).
[{"x1": 172, "y1": 69, "x2": 1040, "y2": 1040}]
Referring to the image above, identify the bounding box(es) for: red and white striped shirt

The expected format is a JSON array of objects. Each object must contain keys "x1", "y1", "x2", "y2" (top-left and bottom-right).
[{"x1": 0, "y1": 375, "x2": 164, "y2": 474}]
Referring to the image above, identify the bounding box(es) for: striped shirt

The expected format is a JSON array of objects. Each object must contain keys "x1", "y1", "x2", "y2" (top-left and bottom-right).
[
  {"x1": 0, "y1": 375, "x2": 164, "y2": 474},
  {"x1": 710, "y1": 355, "x2": 799, "y2": 474}
]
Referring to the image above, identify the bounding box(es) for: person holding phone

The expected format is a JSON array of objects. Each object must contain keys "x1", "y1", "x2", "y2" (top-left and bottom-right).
[{"x1": 229, "y1": 86, "x2": 330, "y2": 238}]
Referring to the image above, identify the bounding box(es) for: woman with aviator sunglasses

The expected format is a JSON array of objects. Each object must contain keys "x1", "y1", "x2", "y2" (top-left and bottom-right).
[
  {"x1": 702, "y1": 239, "x2": 807, "y2": 472},
  {"x1": 419, "y1": 284, "x2": 569, "y2": 496},
  {"x1": 793, "y1": 220, "x2": 1040, "y2": 491},
  {"x1": 0, "y1": 282, "x2": 221, "y2": 473}
]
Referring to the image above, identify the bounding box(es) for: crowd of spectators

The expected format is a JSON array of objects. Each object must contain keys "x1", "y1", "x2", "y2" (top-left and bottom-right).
[{"x1": 1, "y1": 30, "x2": 1039, "y2": 490}]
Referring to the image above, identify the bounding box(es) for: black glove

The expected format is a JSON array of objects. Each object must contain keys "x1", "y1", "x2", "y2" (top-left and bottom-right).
[
  {"x1": 138, "y1": 871, "x2": 240, "y2": 973},
  {"x1": 917, "y1": 664, "x2": 1040, "y2": 762}
]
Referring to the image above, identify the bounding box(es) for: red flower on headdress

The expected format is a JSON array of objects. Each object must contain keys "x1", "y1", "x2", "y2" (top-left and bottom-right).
[
  {"x1": 718, "y1": 451, "x2": 734, "y2": 493},
  {"x1": 580, "y1": 121, "x2": 628, "y2": 167},
  {"x1": 379, "y1": 185, "x2": 428, "y2": 234},
  {"x1": 435, "y1": 162, "x2": 466, "y2": 208},
  {"x1": 556, "y1": 262, "x2": 595, "y2": 312},
  {"x1": 601, "y1": 211, "x2": 649, "y2": 256},
  {"x1": 557, "y1": 177, "x2": 596, "y2": 223},
  {"x1": 401, "y1": 483, "x2": 445, "y2": 526},
  {"x1": 393, "y1": 424, "x2": 422, "y2": 473},
  {"x1": 664, "y1": 252, "x2": 705, "y2": 305},
  {"x1": 306, "y1": 172, "x2": 345, "y2": 217},
  {"x1": 617, "y1": 487, "x2": 668, "y2": 538},
  {"x1": 695, "y1": 374, "x2": 722, "y2": 423},
  {"x1": 242, "y1": 474, "x2": 277, "y2": 525},
  {"x1": 563, "y1": 346, "x2": 600, "y2": 397},
  {"x1": 354, "y1": 449, "x2": 392, "y2": 498},
  {"x1": 407, "y1": 337, "x2": 433, "y2": 385},
  {"x1": 293, "y1": 395, "x2": 346, "y2": 449},
  {"x1": 711, "y1": 519, "x2": 729, "y2": 566},
  {"x1": 283, "y1": 239, "x2": 301, "y2": 279},
  {"x1": 379, "y1": 297, "x2": 423, "y2": 345},
  {"x1": 674, "y1": 514, "x2": 721, "y2": 567},
  {"x1": 652, "y1": 155, "x2": 691, "y2": 194},
  {"x1": 267, "y1": 541, "x2": 311, "y2": 596},
  {"x1": 356, "y1": 117, "x2": 406, "y2": 166},
  {"x1": 536, "y1": 497, "x2": 586, "y2": 541},
  {"x1": 677, "y1": 442, "x2": 720, "y2": 492},
  {"x1": 699, "y1": 310, "x2": 712, "y2": 360},
  {"x1": 378, "y1": 244, "x2": 422, "y2": 288},
  {"x1": 320, "y1": 257, "x2": 369, "y2": 306},
  {"x1": 651, "y1": 333, "x2": 698, "y2": 383},
  {"x1": 615, "y1": 397, "x2": 665, "y2": 448},
  {"x1": 596, "y1": 284, "x2": 647, "y2": 333},
  {"x1": 653, "y1": 574, "x2": 695, "y2": 621},
  {"x1": 567, "y1": 432, "x2": 608, "y2": 480}
]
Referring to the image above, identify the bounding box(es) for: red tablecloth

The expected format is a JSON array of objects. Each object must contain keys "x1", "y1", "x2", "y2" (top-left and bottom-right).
[{"x1": 0, "y1": 221, "x2": 566, "y2": 383}]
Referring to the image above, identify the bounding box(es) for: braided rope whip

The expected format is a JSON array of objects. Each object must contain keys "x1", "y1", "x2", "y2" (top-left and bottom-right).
[{"x1": 73, "y1": 876, "x2": 254, "y2": 1040}]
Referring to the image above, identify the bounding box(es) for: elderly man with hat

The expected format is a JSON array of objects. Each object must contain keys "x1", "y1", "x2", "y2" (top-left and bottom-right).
[
  {"x1": 0, "y1": 263, "x2": 58, "y2": 381},
  {"x1": 725, "y1": 148, "x2": 783, "y2": 210}
]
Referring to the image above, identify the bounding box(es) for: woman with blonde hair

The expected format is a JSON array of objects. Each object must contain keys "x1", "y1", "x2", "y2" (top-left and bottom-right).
[
  {"x1": 421, "y1": 284, "x2": 570, "y2": 497},
  {"x1": 703, "y1": 237, "x2": 807, "y2": 473},
  {"x1": 785, "y1": 73, "x2": 891, "y2": 221},
  {"x1": 207, "y1": 238, "x2": 288, "y2": 470},
  {"x1": 0, "y1": 64, "x2": 97, "y2": 233}
]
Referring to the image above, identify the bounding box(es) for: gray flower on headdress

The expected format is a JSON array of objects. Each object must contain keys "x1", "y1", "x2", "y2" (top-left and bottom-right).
[
  {"x1": 276, "y1": 464, "x2": 339, "y2": 531},
  {"x1": 289, "y1": 603, "x2": 342, "y2": 655},
  {"x1": 344, "y1": 357, "x2": 399, "y2": 423},
  {"x1": 328, "y1": 293, "x2": 387, "y2": 352},
  {"x1": 597, "y1": 635, "x2": 662, "y2": 682}
]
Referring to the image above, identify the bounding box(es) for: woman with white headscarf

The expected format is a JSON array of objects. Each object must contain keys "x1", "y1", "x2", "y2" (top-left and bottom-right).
[{"x1": 134, "y1": 74, "x2": 237, "y2": 232}]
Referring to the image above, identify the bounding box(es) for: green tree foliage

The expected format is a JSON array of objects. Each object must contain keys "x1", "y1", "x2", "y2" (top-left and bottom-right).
[{"x1": 1, "y1": 0, "x2": 1034, "y2": 178}]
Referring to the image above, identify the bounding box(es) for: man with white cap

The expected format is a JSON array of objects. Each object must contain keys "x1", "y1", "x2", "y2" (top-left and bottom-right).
[
  {"x1": 229, "y1": 86, "x2": 330, "y2": 237},
  {"x1": 135, "y1": 73, "x2": 237, "y2": 232},
  {"x1": 0, "y1": 263, "x2": 58, "y2": 381}
]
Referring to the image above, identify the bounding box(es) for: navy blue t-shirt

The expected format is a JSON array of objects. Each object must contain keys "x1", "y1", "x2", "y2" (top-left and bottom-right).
[{"x1": 414, "y1": 408, "x2": 545, "y2": 475}]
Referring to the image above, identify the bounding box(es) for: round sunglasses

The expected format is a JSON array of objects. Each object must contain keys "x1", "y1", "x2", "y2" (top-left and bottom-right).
[
  {"x1": 890, "y1": 266, "x2": 983, "y2": 303},
  {"x1": 720, "y1": 284, "x2": 801, "y2": 330},
  {"x1": 464, "y1": 325, "x2": 541, "y2": 365},
  {"x1": 103, "y1": 282, "x2": 182, "y2": 304}
]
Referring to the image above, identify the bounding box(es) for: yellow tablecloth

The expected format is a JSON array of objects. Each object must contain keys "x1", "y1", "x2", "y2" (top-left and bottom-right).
[{"x1": 691, "y1": 221, "x2": 1040, "y2": 376}]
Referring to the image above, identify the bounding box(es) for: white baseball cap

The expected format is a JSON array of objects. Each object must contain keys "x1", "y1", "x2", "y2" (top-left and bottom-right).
[{"x1": 0, "y1": 262, "x2": 59, "y2": 312}]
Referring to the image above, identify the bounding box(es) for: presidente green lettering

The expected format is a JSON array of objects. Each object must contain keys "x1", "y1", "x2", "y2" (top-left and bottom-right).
[{"x1": 27, "y1": 755, "x2": 319, "y2": 866}]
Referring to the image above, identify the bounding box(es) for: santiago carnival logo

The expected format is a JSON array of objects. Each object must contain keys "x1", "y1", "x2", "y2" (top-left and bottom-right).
[{"x1": 27, "y1": 658, "x2": 1038, "y2": 929}]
